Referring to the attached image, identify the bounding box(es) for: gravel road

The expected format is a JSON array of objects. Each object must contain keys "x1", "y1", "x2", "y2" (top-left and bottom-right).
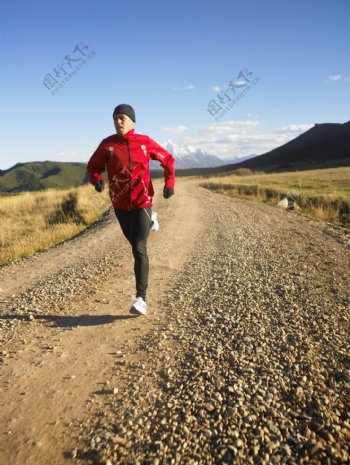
[{"x1": 0, "y1": 180, "x2": 349, "y2": 465}]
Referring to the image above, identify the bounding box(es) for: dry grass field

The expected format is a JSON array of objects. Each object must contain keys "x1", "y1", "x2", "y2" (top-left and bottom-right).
[
  {"x1": 200, "y1": 166, "x2": 350, "y2": 227},
  {"x1": 0, "y1": 185, "x2": 109, "y2": 264},
  {"x1": 1, "y1": 167, "x2": 349, "y2": 265}
]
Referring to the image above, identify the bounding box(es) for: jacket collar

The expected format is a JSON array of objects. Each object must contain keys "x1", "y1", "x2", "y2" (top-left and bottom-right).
[{"x1": 116, "y1": 128, "x2": 135, "y2": 140}]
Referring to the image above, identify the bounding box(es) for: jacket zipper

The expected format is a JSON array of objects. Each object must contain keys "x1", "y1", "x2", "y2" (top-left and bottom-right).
[{"x1": 126, "y1": 139, "x2": 131, "y2": 210}]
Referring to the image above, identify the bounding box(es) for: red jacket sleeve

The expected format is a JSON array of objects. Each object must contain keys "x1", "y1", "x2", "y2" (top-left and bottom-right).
[
  {"x1": 148, "y1": 137, "x2": 175, "y2": 189},
  {"x1": 87, "y1": 140, "x2": 107, "y2": 185}
]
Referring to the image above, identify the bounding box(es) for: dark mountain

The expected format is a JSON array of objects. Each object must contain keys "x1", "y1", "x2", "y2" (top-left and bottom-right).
[
  {"x1": 0, "y1": 161, "x2": 88, "y2": 193},
  {"x1": 233, "y1": 121, "x2": 350, "y2": 172}
]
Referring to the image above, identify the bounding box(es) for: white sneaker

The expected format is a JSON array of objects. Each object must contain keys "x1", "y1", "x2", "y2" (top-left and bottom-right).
[
  {"x1": 130, "y1": 297, "x2": 147, "y2": 316},
  {"x1": 151, "y1": 212, "x2": 159, "y2": 231}
]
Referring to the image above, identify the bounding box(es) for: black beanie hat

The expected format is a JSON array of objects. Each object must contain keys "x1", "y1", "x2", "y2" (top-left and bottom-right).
[{"x1": 113, "y1": 104, "x2": 136, "y2": 123}]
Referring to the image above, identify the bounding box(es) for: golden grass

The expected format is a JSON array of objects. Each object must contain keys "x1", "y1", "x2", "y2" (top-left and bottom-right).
[
  {"x1": 0, "y1": 185, "x2": 110, "y2": 265},
  {"x1": 200, "y1": 166, "x2": 350, "y2": 227}
]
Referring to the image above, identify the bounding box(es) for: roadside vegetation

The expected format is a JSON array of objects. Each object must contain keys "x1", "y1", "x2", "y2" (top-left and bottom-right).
[
  {"x1": 0, "y1": 161, "x2": 88, "y2": 193},
  {"x1": 200, "y1": 166, "x2": 350, "y2": 228},
  {"x1": 0, "y1": 185, "x2": 109, "y2": 265}
]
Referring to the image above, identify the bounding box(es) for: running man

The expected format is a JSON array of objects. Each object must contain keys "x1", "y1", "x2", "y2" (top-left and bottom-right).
[{"x1": 87, "y1": 104, "x2": 175, "y2": 316}]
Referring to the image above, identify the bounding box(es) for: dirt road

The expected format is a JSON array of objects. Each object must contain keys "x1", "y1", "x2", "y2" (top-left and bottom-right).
[{"x1": 0, "y1": 179, "x2": 349, "y2": 465}]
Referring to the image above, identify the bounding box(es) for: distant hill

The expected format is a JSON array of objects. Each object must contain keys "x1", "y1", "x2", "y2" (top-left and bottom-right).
[
  {"x1": 234, "y1": 121, "x2": 350, "y2": 172},
  {"x1": 1, "y1": 159, "x2": 232, "y2": 193},
  {"x1": 2, "y1": 121, "x2": 349, "y2": 192},
  {"x1": 0, "y1": 161, "x2": 88, "y2": 193}
]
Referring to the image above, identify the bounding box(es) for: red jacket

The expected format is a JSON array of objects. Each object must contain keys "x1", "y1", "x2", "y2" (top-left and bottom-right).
[{"x1": 87, "y1": 129, "x2": 175, "y2": 210}]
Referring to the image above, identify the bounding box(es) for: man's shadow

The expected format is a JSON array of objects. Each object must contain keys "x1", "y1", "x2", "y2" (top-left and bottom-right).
[{"x1": 0, "y1": 313, "x2": 138, "y2": 328}]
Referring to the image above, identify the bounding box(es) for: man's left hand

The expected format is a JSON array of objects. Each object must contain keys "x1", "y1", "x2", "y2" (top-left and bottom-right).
[{"x1": 163, "y1": 188, "x2": 174, "y2": 199}]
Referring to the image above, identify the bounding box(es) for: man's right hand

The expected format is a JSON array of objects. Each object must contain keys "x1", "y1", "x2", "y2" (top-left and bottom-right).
[{"x1": 95, "y1": 179, "x2": 104, "y2": 193}]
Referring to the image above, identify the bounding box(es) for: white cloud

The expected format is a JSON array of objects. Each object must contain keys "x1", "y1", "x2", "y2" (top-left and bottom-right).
[
  {"x1": 57, "y1": 151, "x2": 79, "y2": 156},
  {"x1": 202, "y1": 120, "x2": 259, "y2": 135},
  {"x1": 55, "y1": 151, "x2": 87, "y2": 162},
  {"x1": 229, "y1": 79, "x2": 247, "y2": 88},
  {"x1": 158, "y1": 118, "x2": 317, "y2": 162},
  {"x1": 179, "y1": 120, "x2": 286, "y2": 160},
  {"x1": 162, "y1": 125, "x2": 188, "y2": 134},
  {"x1": 211, "y1": 80, "x2": 247, "y2": 94},
  {"x1": 162, "y1": 140, "x2": 205, "y2": 158},
  {"x1": 174, "y1": 84, "x2": 196, "y2": 91},
  {"x1": 195, "y1": 133, "x2": 291, "y2": 159},
  {"x1": 160, "y1": 120, "x2": 293, "y2": 161},
  {"x1": 329, "y1": 74, "x2": 342, "y2": 81},
  {"x1": 276, "y1": 124, "x2": 314, "y2": 133}
]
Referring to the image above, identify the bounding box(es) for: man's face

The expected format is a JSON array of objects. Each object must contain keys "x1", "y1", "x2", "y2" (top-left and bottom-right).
[{"x1": 113, "y1": 114, "x2": 134, "y2": 136}]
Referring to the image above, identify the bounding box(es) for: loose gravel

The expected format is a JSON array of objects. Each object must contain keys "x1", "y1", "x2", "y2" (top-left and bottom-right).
[
  {"x1": 76, "y1": 190, "x2": 350, "y2": 465},
  {"x1": 0, "y1": 239, "x2": 127, "y2": 356},
  {"x1": 1, "y1": 184, "x2": 349, "y2": 465}
]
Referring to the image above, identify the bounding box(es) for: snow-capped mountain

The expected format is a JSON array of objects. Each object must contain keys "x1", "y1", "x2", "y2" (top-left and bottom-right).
[
  {"x1": 173, "y1": 151, "x2": 226, "y2": 169},
  {"x1": 224, "y1": 153, "x2": 257, "y2": 165},
  {"x1": 150, "y1": 140, "x2": 226, "y2": 169}
]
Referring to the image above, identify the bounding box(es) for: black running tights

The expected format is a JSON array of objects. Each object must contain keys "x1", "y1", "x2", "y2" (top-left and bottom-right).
[{"x1": 114, "y1": 207, "x2": 152, "y2": 300}]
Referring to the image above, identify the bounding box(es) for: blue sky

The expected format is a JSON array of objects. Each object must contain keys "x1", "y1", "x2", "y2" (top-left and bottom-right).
[{"x1": 0, "y1": 0, "x2": 349, "y2": 170}]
